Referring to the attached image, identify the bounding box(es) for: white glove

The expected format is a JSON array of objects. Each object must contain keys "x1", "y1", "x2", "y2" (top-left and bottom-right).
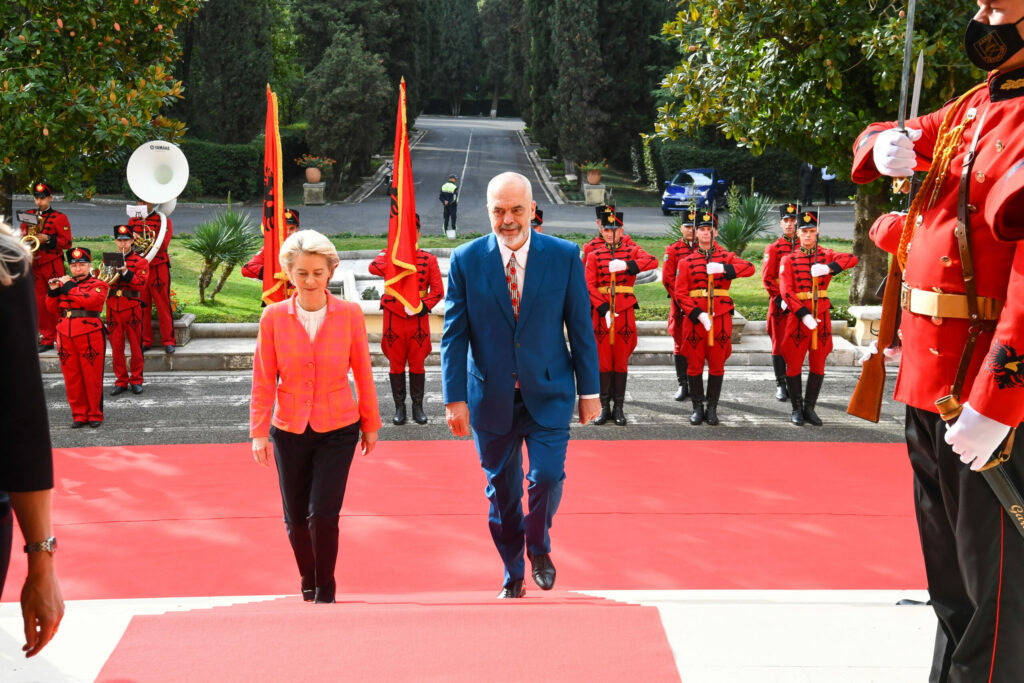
[
  {"x1": 706, "y1": 262, "x2": 725, "y2": 275},
  {"x1": 872, "y1": 127, "x2": 922, "y2": 177},
  {"x1": 604, "y1": 311, "x2": 616, "y2": 327},
  {"x1": 810, "y1": 263, "x2": 830, "y2": 278},
  {"x1": 608, "y1": 259, "x2": 627, "y2": 273},
  {"x1": 857, "y1": 340, "x2": 903, "y2": 365},
  {"x1": 780, "y1": 299, "x2": 788, "y2": 311},
  {"x1": 802, "y1": 315, "x2": 818, "y2": 330},
  {"x1": 404, "y1": 304, "x2": 420, "y2": 315},
  {"x1": 945, "y1": 403, "x2": 1013, "y2": 471},
  {"x1": 698, "y1": 312, "x2": 712, "y2": 331}
]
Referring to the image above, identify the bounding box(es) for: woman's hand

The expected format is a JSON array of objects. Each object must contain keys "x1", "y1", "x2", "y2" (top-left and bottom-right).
[
  {"x1": 252, "y1": 437, "x2": 272, "y2": 467},
  {"x1": 361, "y1": 430, "x2": 378, "y2": 456}
]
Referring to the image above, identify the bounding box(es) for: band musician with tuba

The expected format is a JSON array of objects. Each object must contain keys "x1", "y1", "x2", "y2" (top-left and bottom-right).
[{"x1": 18, "y1": 181, "x2": 73, "y2": 352}]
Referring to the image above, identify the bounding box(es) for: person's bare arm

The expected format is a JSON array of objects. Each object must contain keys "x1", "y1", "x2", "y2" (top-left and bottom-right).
[{"x1": 9, "y1": 490, "x2": 63, "y2": 658}]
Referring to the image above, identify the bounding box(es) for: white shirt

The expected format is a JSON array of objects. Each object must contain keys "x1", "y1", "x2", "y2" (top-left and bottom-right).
[{"x1": 295, "y1": 300, "x2": 328, "y2": 343}]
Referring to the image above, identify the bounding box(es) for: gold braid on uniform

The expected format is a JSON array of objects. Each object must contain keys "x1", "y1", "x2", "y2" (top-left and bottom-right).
[{"x1": 897, "y1": 83, "x2": 987, "y2": 271}]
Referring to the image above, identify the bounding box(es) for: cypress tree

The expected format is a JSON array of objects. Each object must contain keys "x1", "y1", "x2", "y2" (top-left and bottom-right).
[{"x1": 551, "y1": 0, "x2": 608, "y2": 162}]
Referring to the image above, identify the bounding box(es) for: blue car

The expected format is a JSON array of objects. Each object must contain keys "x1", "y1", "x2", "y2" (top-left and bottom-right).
[{"x1": 661, "y1": 168, "x2": 729, "y2": 216}]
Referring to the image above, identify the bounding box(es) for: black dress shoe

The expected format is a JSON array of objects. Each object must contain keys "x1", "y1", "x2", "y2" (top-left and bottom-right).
[
  {"x1": 527, "y1": 551, "x2": 556, "y2": 591},
  {"x1": 142, "y1": 345, "x2": 152, "y2": 352},
  {"x1": 314, "y1": 580, "x2": 336, "y2": 604},
  {"x1": 164, "y1": 345, "x2": 175, "y2": 354},
  {"x1": 37, "y1": 343, "x2": 54, "y2": 353},
  {"x1": 71, "y1": 420, "x2": 87, "y2": 429},
  {"x1": 88, "y1": 420, "x2": 103, "y2": 428},
  {"x1": 131, "y1": 384, "x2": 144, "y2": 395},
  {"x1": 110, "y1": 385, "x2": 128, "y2": 396},
  {"x1": 497, "y1": 579, "x2": 525, "y2": 599}
]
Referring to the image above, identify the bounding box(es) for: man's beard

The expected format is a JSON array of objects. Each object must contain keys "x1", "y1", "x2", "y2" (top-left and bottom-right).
[{"x1": 495, "y1": 222, "x2": 525, "y2": 248}]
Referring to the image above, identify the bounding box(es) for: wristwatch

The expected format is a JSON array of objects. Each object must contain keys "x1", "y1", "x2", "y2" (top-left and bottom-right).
[{"x1": 24, "y1": 536, "x2": 57, "y2": 554}]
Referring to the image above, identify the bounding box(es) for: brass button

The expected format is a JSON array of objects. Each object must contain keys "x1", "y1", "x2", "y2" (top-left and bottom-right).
[
  {"x1": 967, "y1": 204, "x2": 978, "y2": 213},
  {"x1": 929, "y1": 347, "x2": 940, "y2": 355},
  {"x1": 996, "y1": 140, "x2": 1005, "y2": 152},
  {"x1": 931, "y1": 316, "x2": 943, "y2": 326},
  {"x1": 941, "y1": 256, "x2": 952, "y2": 266},
  {"x1": 897, "y1": 329, "x2": 904, "y2": 341},
  {"x1": 916, "y1": 215, "x2": 924, "y2": 225},
  {"x1": 975, "y1": 172, "x2": 986, "y2": 183}
]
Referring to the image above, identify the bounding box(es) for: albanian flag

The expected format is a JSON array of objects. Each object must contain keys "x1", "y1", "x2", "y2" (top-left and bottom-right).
[
  {"x1": 261, "y1": 84, "x2": 289, "y2": 305},
  {"x1": 384, "y1": 78, "x2": 421, "y2": 311}
]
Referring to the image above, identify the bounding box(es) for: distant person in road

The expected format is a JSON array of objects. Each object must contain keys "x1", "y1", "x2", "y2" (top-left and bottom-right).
[
  {"x1": 799, "y1": 162, "x2": 816, "y2": 206},
  {"x1": 0, "y1": 220, "x2": 64, "y2": 658},
  {"x1": 439, "y1": 173, "x2": 459, "y2": 234},
  {"x1": 250, "y1": 229, "x2": 381, "y2": 604},
  {"x1": 663, "y1": 211, "x2": 698, "y2": 401},
  {"x1": 820, "y1": 166, "x2": 837, "y2": 205},
  {"x1": 19, "y1": 181, "x2": 72, "y2": 352},
  {"x1": 441, "y1": 171, "x2": 600, "y2": 599},
  {"x1": 762, "y1": 203, "x2": 800, "y2": 402}
]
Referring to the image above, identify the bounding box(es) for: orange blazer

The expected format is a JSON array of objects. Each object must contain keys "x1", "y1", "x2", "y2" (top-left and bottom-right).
[{"x1": 250, "y1": 293, "x2": 382, "y2": 438}]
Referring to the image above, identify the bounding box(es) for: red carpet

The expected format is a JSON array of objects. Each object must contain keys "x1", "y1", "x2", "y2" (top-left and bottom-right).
[
  {"x1": 4, "y1": 440, "x2": 925, "y2": 600},
  {"x1": 96, "y1": 592, "x2": 680, "y2": 682}
]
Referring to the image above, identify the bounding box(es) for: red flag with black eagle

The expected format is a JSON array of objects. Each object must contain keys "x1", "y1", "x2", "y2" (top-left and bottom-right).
[
  {"x1": 384, "y1": 78, "x2": 421, "y2": 311},
  {"x1": 261, "y1": 84, "x2": 288, "y2": 305}
]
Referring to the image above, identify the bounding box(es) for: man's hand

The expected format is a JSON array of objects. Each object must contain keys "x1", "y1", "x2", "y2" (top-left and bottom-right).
[
  {"x1": 579, "y1": 396, "x2": 601, "y2": 424},
  {"x1": 20, "y1": 557, "x2": 63, "y2": 658},
  {"x1": 608, "y1": 259, "x2": 627, "y2": 273},
  {"x1": 810, "y1": 263, "x2": 830, "y2": 278},
  {"x1": 872, "y1": 127, "x2": 921, "y2": 177},
  {"x1": 698, "y1": 312, "x2": 712, "y2": 331},
  {"x1": 802, "y1": 314, "x2": 818, "y2": 330},
  {"x1": 446, "y1": 401, "x2": 471, "y2": 437},
  {"x1": 252, "y1": 437, "x2": 272, "y2": 467},
  {"x1": 361, "y1": 429, "x2": 378, "y2": 456},
  {"x1": 945, "y1": 403, "x2": 1012, "y2": 471},
  {"x1": 706, "y1": 262, "x2": 725, "y2": 275}
]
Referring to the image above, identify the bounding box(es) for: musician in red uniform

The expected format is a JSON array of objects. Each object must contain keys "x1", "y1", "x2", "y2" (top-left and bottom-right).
[
  {"x1": 851, "y1": 5, "x2": 1024, "y2": 676},
  {"x1": 663, "y1": 210, "x2": 698, "y2": 401},
  {"x1": 673, "y1": 212, "x2": 754, "y2": 426},
  {"x1": 531, "y1": 208, "x2": 544, "y2": 233},
  {"x1": 128, "y1": 199, "x2": 174, "y2": 353},
  {"x1": 242, "y1": 208, "x2": 300, "y2": 282},
  {"x1": 585, "y1": 207, "x2": 657, "y2": 425},
  {"x1": 19, "y1": 181, "x2": 72, "y2": 352},
  {"x1": 106, "y1": 225, "x2": 149, "y2": 396},
  {"x1": 582, "y1": 204, "x2": 634, "y2": 264},
  {"x1": 778, "y1": 210, "x2": 858, "y2": 426},
  {"x1": 45, "y1": 247, "x2": 109, "y2": 428},
  {"x1": 368, "y1": 219, "x2": 444, "y2": 426},
  {"x1": 762, "y1": 202, "x2": 800, "y2": 401}
]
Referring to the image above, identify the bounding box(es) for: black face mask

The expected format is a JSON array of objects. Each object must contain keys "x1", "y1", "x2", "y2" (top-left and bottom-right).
[{"x1": 964, "y1": 16, "x2": 1024, "y2": 70}]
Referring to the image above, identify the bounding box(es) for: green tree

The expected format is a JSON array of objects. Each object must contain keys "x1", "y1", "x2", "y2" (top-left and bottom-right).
[
  {"x1": 655, "y1": 1, "x2": 976, "y2": 304},
  {"x1": 522, "y1": 0, "x2": 560, "y2": 155},
  {"x1": 182, "y1": 206, "x2": 262, "y2": 303},
  {"x1": 0, "y1": 1, "x2": 203, "y2": 221},
  {"x1": 551, "y1": 0, "x2": 608, "y2": 163},
  {"x1": 433, "y1": 0, "x2": 480, "y2": 114}
]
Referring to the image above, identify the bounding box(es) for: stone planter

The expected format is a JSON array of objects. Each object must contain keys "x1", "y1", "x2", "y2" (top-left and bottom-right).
[
  {"x1": 173, "y1": 313, "x2": 196, "y2": 347},
  {"x1": 305, "y1": 167, "x2": 322, "y2": 183}
]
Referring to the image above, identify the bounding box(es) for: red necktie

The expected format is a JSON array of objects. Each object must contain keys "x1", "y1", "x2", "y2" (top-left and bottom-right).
[{"x1": 505, "y1": 253, "x2": 520, "y2": 318}]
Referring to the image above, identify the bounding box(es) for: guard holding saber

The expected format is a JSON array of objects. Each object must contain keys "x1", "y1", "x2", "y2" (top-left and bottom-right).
[
  {"x1": 663, "y1": 211, "x2": 698, "y2": 400},
  {"x1": 852, "y1": 1, "x2": 1024, "y2": 677},
  {"x1": 585, "y1": 207, "x2": 657, "y2": 426}
]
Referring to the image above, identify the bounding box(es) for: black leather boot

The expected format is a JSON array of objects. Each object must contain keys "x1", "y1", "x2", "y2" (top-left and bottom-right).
[
  {"x1": 803, "y1": 372, "x2": 824, "y2": 426},
  {"x1": 673, "y1": 355, "x2": 689, "y2": 401},
  {"x1": 593, "y1": 372, "x2": 612, "y2": 425},
  {"x1": 409, "y1": 372, "x2": 428, "y2": 424},
  {"x1": 389, "y1": 373, "x2": 407, "y2": 425},
  {"x1": 772, "y1": 355, "x2": 789, "y2": 401},
  {"x1": 688, "y1": 375, "x2": 705, "y2": 426},
  {"x1": 612, "y1": 371, "x2": 627, "y2": 426},
  {"x1": 786, "y1": 375, "x2": 804, "y2": 426},
  {"x1": 705, "y1": 374, "x2": 723, "y2": 426}
]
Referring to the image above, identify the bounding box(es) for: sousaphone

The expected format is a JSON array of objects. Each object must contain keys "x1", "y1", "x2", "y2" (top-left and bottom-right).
[{"x1": 126, "y1": 140, "x2": 189, "y2": 260}]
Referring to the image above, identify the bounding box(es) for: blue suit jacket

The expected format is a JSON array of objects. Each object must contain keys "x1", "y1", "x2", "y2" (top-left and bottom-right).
[{"x1": 441, "y1": 231, "x2": 600, "y2": 434}]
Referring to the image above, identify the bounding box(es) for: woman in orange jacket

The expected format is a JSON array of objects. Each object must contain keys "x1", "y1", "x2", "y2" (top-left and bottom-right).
[{"x1": 250, "y1": 230, "x2": 382, "y2": 603}]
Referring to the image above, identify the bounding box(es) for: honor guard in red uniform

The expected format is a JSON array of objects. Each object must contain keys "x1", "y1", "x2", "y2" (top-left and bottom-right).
[
  {"x1": 106, "y1": 225, "x2": 149, "y2": 396},
  {"x1": 673, "y1": 212, "x2": 754, "y2": 426},
  {"x1": 851, "y1": 6, "x2": 1024, "y2": 676},
  {"x1": 128, "y1": 200, "x2": 174, "y2": 353},
  {"x1": 531, "y1": 208, "x2": 544, "y2": 233},
  {"x1": 663, "y1": 210, "x2": 698, "y2": 401},
  {"x1": 19, "y1": 181, "x2": 72, "y2": 351},
  {"x1": 582, "y1": 205, "x2": 634, "y2": 263},
  {"x1": 778, "y1": 210, "x2": 858, "y2": 426},
  {"x1": 762, "y1": 203, "x2": 800, "y2": 401},
  {"x1": 368, "y1": 225, "x2": 444, "y2": 426},
  {"x1": 585, "y1": 207, "x2": 658, "y2": 425},
  {"x1": 45, "y1": 247, "x2": 109, "y2": 428},
  {"x1": 243, "y1": 208, "x2": 300, "y2": 284}
]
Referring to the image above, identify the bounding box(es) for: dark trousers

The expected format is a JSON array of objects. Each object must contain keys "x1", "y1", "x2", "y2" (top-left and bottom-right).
[
  {"x1": 270, "y1": 422, "x2": 359, "y2": 592},
  {"x1": 473, "y1": 390, "x2": 569, "y2": 584},
  {"x1": 905, "y1": 407, "x2": 1024, "y2": 682},
  {"x1": 443, "y1": 202, "x2": 457, "y2": 231}
]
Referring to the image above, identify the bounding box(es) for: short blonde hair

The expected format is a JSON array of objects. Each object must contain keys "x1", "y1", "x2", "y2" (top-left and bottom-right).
[
  {"x1": 0, "y1": 219, "x2": 31, "y2": 287},
  {"x1": 279, "y1": 229, "x2": 340, "y2": 272}
]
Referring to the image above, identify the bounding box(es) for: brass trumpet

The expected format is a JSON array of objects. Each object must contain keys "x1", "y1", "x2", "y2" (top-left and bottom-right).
[
  {"x1": 21, "y1": 233, "x2": 41, "y2": 252},
  {"x1": 133, "y1": 227, "x2": 156, "y2": 254}
]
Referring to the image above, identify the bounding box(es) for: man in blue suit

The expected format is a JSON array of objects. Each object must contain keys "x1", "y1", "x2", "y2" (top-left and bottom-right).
[{"x1": 441, "y1": 172, "x2": 601, "y2": 598}]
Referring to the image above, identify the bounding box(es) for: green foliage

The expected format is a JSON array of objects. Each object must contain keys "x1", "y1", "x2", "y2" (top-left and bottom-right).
[
  {"x1": 180, "y1": 138, "x2": 263, "y2": 199},
  {"x1": 0, "y1": 1, "x2": 203, "y2": 217},
  {"x1": 551, "y1": 0, "x2": 607, "y2": 161},
  {"x1": 361, "y1": 286, "x2": 380, "y2": 301},
  {"x1": 432, "y1": 0, "x2": 481, "y2": 114},
  {"x1": 717, "y1": 189, "x2": 774, "y2": 257},
  {"x1": 181, "y1": 207, "x2": 263, "y2": 303},
  {"x1": 524, "y1": 0, "x2": 560, "y2": 155}
]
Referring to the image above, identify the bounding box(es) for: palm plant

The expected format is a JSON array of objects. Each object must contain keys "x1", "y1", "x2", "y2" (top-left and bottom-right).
[
  {"x1": 716, "y1": 185, "x2": 774, "y2": 257},
  {"x1": 182, "y1": 208, "x2": 263, "y2": 303}
]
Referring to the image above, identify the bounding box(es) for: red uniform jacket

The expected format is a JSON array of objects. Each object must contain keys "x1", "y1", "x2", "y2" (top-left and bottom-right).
[
  {"x1": 852, "y1": 69, "x2": 1024, "y2": 426},
  {"x1": 672, "y1": 246, "x2": 754, "y2": 322},
  {"x1": 20, "y1": 208, "x2": 72, "y2": 271},
  {"x1": 585, "y1": 239, "x2": 657, "y2": 314},
  {"x1": 45, "y1": 275, "x2": 110, "y2": 338},
  {"x1": 128, "y1": 212, "x2": 173, "y2": 267},
  {"x1": 368, "y1": 249, "x2": 444, "y2": 316},
  {"x1": 105, "y1": 252, "x2": 149, "y2": 314},
  {"x1": 582, "y1": 233, "x2": 634, "y2": 264},
  {"x1": 762, "y1": 235, "x2": 799, "y2": 306},
  {"x1": 662, "y1": 239, "x2": 696, "y2": 299},
  {"x1": 778, "y1": 246, "x2": 858, "y2": 322},
  {"x1": 242, "y1": 247, "x2": 265, "y2": 280}
]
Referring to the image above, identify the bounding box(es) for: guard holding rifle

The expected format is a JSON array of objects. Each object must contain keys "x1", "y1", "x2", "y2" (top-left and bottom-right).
[
  {"x1": 851, "y1": 2, "x2": 1024, "y2": 677},
  {"x1": 582, "y1": 205, "x2": 634, "y2": 263},
  {"x1": 106, "y1": 225, "x2": 149, "y2": 396},
  {"x1": 778, "y1": 210, "x2": 857, "y2": 426},
  {"x1": 585, "y1": 206, "x2": 657, "y2": 425},
  {"x1": 19, "y1": 181, "x2": 72, "y2": 352},
  {"x1": 663, "y1": 211, "x2": 698, "y2": 401},
  {"x1": 761, "y1": 203, "x2": 800, "y2": 401},
  {"x1": 672, "y1": 212, "x2": 753, "y2": 426},
  {"x1": 45, "y1": 247, "x2": 109, "y2": 428},
  {"x1": 129, "y1": 198, "x2": 175, "y2": 354}
]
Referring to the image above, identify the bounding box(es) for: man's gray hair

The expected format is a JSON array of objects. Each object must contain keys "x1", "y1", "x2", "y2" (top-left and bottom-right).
[
  {"x1": 279, "y1": 229, "x2": 341, "y2": 272},
  {"x1": 486, "y1": 172, "x2": 533, "y2": 205}
]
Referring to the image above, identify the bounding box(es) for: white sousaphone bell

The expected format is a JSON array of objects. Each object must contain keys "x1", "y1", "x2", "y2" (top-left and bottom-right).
[{"x1": 125, "y1": 140, "x2": 189, "y2": 261}]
